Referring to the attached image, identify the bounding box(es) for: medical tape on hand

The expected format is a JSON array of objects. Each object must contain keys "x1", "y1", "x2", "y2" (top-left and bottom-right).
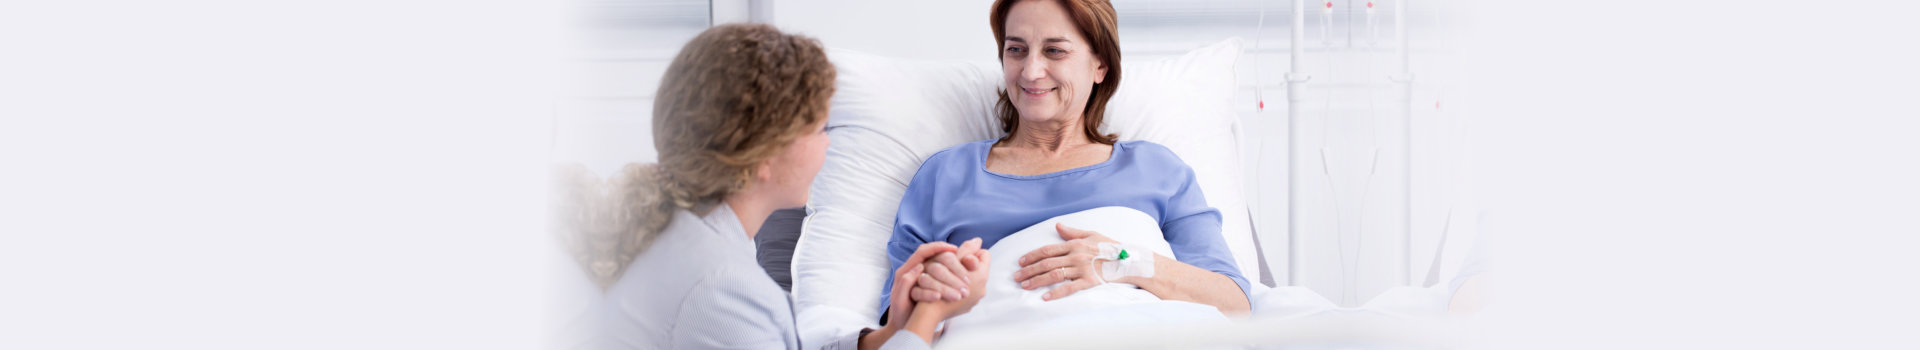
[{"x1": 1094, "y1": 242, "x2": 1154, "y2": 282}]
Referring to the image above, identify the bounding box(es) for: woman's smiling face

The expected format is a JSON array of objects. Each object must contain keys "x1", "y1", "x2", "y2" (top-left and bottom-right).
[{"x1": 1001, "y1": 0, "x2": 1107, "y2": 127}]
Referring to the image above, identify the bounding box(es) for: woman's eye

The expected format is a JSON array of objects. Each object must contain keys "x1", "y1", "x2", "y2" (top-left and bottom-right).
[
  {"x1": 1006, "y1": 47, "x2": 1025, "y2": 54},
  {"x1": 1046, "y1": 48, "x2": 1065, "y2": 54}
]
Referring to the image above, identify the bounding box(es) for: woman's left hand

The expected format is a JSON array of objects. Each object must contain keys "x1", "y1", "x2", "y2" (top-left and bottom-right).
[{"x1": 1014, "y1": 223, "x2": 1121, "y2": 300}]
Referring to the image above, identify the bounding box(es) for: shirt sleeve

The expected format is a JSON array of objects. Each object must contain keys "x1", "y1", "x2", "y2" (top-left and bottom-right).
[
  {"x1": 878, "y1": 149, "x2": 951, "y2": 319},
  {"x1": 673, "y1": 269, "x2": 799, "y2": 350},
  {"x1": 821, "y1": 330, "x2": 862, "y2": 350},
  {"x1": 820, "y1": 328, "x2": 933, "y2": 350},
  {"x1": 1155, "y1": 148, "x2": 1253, "y2": 304},
  {"x1": 879, "y1": 330, "x2": 933, "y2": 350}
]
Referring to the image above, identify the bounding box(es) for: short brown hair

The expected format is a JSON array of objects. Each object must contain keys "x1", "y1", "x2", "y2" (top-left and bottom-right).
[{"x1": 989, "y1": 0, "x2": 1122, "y2": 144}]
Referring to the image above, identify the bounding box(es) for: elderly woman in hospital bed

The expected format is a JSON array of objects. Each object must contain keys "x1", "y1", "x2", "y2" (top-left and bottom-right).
[
  {"x1": 795, "y1": 1, "x2": 1491, "y2": 348},
  {"x1": 876, "y1": 0, "x2": 1252, "y2": 339}
]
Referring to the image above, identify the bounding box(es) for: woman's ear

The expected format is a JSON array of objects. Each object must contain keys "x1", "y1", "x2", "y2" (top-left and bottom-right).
[
  {"x1": 755, "y1": 160, "x2": 775, "y2": 183},
  {"x1": 1092, "y1": 58, "x2": 1108, "y2": 84}
]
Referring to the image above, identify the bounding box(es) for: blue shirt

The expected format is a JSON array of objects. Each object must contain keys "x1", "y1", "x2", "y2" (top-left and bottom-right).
[{"x1": 878, "y1": 139, "x2": 1251, "y2": 314}]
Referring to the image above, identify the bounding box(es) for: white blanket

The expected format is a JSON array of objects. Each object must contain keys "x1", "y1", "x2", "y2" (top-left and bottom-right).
[{"x1": 942, "y1": 207, "x2": 1228, "y2": 336}]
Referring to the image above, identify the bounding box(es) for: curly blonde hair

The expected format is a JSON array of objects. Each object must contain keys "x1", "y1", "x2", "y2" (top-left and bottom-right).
[{"x1": 553, "y1": 23, "x2": 835, "y2": 289}]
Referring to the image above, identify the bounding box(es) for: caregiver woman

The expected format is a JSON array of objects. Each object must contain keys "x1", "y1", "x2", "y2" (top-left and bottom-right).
[
  {"x1": 880, "y1": 0, "x2": 1252, "y2": 318},
  {"x1": 552, "y1": 24, "x2": 966, "y2": 350}
]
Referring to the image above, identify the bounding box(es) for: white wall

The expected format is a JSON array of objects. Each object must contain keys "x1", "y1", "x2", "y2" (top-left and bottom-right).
[
  {"x1": 772, "y1": 0, "x2": 999, "y2": 62},
  {"x1": 552, "y1": 0, "x2": 708, "y2": 175},
  {"x1": 1114, "y1": 0, "x2": 1471, "y2": 306}
]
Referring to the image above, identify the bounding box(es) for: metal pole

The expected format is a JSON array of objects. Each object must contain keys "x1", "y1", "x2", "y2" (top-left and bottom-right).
[
  {"x1": 1395, "y1": 0, "x2": 1415, "y2": 286},
  {"x1": 1286, "y1": 0, "x2": 1310, "y2": 287}
]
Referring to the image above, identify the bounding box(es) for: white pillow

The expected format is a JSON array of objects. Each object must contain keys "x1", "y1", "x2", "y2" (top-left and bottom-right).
[{"x1": 792, "y1": 38, "x2": 1253, "y2": 347}]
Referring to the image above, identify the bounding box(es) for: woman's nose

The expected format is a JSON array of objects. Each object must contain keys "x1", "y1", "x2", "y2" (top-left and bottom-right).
[{"x1": 1022, "y1": 57, "x2": 1046, "y2": 81}]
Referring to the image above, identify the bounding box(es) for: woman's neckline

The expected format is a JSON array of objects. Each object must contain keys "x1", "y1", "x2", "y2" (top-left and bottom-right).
[{"x1": 979, "y1": 140, "x2": 1122, "y2": 180}]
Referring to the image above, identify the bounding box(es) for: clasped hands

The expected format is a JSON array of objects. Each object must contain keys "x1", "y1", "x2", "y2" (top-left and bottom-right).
[
  {"x1": 870, "y1": 223, "x2": 1122, "y2": 347},
  {"x1": 889, "y1": 223, "x2": 1122, "y2": 324}
]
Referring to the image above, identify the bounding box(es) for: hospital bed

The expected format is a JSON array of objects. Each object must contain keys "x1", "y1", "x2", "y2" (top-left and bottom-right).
[{"x1": 787, "y1": 38, "x2": 1487, "y2": 349}]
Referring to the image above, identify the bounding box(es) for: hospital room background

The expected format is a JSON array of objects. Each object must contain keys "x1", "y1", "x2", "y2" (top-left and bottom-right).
[
  {"x1": 550, "y1": 0, "x2": 1483, "y2": 348},
  {"x1": 548, "y1": 0, "x2": 1920, "y2": 348},
  {"x1": 8, "y1": 0, "x2": 1920, "y2": 348},
  {"x1": 558, "y1": 0, "x2": 1474, "y2": 310}
]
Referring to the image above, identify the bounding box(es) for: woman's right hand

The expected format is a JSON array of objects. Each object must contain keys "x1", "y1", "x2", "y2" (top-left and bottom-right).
[
  {"x1": 863, "y1": 242, "x2": 964, "y2": 350},
  {"x1": 912, "y1": 248, "x2": 990, "y2": 320},
  {"x1": 882, "y1": 242, "x2": 964, "y2": 329},
  {"x1": 911, "y1": 238, "x2": 984, "y2": 302},
  {"x1": 899, "y1": 246, "x2": 990, "y2": 343}
]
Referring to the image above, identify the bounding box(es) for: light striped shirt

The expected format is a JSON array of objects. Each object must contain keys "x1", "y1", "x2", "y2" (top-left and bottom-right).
[{"x1": 553, "y1": 203, "x2": 928, "y2": 350}]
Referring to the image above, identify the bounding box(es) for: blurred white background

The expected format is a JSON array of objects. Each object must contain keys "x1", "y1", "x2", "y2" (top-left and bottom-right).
[{"x1": 5, "y1": 0, "x2": 1919, "y2": 349}]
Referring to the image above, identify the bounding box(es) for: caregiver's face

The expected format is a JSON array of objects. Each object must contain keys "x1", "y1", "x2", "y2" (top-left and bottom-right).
[
  {"x1": 1002, "y1": 0, "x2": 1106, "y2": 125},
  {"x1": 765, "y1": 115, "x2": 830, "y2": 209}
]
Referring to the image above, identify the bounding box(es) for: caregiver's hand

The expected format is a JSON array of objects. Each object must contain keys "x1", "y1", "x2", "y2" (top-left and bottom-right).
[
  {"x1": 909, "y1": 238, "x2": 983, "y2": 303},
  {"x1": 859, "y1": 243, "x2": 960, "y2": 350},
  {"x1": 903, "y1": 248, "x2": 990, "y2": 344},
  {"x1": 912, "y1": 248, "x2": 989, "y2": 317},
  {"x1": 1015, "y1": 223, "x2": 1120, "y2": 300}
]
